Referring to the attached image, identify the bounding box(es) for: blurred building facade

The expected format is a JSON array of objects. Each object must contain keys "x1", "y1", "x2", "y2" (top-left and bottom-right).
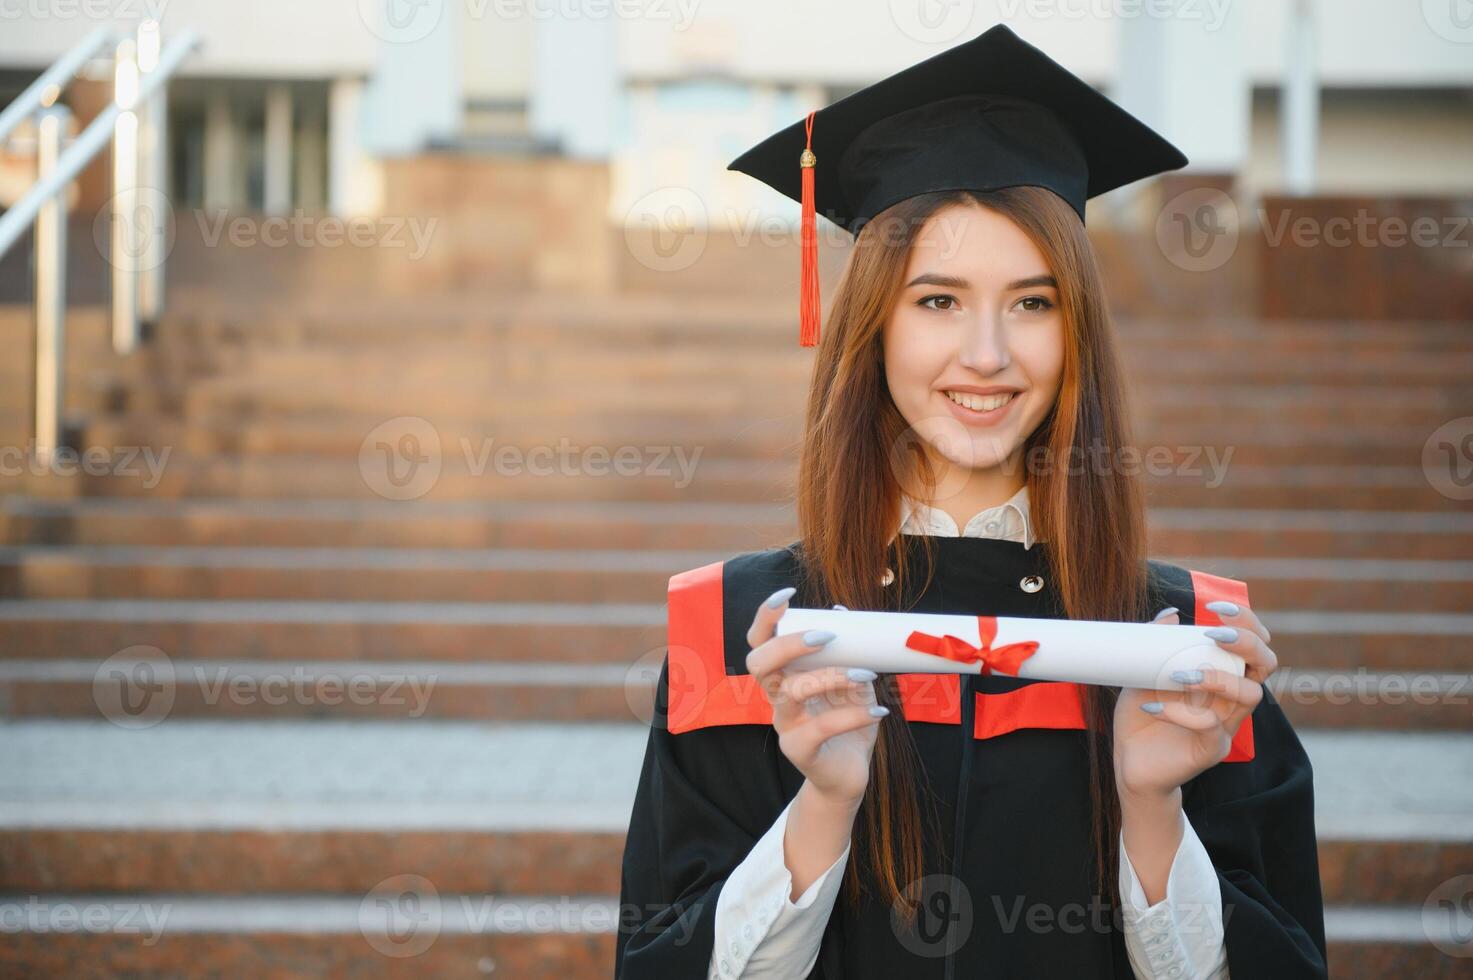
[{"x1": 2, "y1": 0, "x2": 1470, "y2": 228}]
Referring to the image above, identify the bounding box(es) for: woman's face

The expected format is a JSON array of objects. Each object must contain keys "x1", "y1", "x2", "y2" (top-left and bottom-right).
[{"x1": 882, "y1": 202, "x2": 1066, "y2": 483}]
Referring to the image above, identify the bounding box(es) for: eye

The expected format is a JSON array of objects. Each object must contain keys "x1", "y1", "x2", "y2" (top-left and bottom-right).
[
  {"x1": 917, "y1": 294, "x2": 959, "y2": 312},
  {"x1": 1015, "y1": 294, "x2": 1055, "y2": 313}
]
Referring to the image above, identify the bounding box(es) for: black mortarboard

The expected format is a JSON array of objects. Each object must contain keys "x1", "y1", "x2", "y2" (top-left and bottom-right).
[{"x1": 726, "y1": 23, "x2": 1189, "y2": 346}]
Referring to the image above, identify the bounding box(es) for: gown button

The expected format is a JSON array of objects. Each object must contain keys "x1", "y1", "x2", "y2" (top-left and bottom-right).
[
  {"x1": 1019, "y1": 574, "x2": 1044, "y2": 593},
  {"x1": 880, "y1": 567, "x2": 895, "y2": 587}
]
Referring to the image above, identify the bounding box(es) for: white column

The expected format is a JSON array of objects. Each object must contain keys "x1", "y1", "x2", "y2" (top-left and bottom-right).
[
  {"x1": 360, "y1": 0, "x2": 461, "y2": 155},
  {"x1": 1282, "y1": 0, "x2": 1319, "y2": 195},
  {"x1": 1115, "y1": 3, "x2": 1250, "y2": 181},
  {"x1": 530, "y1": 12, "x2": 618, "y2": 159},
  {"x1": 329, "y1": 76, "x2": 384, "y2": 217},
  {"x1": 264, "y1": 83, "x2": 294, "y2": 214},
  {"x1": 202, "y1": 88, "x2": 237, "y2": 212}
]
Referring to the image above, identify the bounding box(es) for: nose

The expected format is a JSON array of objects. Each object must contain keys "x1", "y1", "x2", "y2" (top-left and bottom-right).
[{"x1": 957, "y1": 310, "x2": 1011, "y2": 375}]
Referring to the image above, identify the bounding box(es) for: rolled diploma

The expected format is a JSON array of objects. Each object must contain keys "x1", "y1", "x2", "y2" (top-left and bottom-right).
[{"x1": 775, "y1": 607, "x2": 1244, "y2": 692}]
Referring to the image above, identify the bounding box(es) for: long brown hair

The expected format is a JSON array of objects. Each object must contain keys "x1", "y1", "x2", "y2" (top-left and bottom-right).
[{"x1": 794, "y1": 186, "x2": 1153, "y2": 918}]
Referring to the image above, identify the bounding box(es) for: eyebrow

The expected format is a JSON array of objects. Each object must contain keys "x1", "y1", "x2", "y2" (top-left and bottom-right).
[{"x1": 904, "y1": 272, "x2": 1058, "y2": 291}]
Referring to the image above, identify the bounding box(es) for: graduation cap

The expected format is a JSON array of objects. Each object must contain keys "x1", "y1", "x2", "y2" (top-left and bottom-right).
[{"x1": 726, "y1": 23, "x2": 1189, "y2": 347}]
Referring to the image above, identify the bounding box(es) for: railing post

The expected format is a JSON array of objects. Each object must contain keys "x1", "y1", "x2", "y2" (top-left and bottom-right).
[
  {"x1": 33, "y1": 104, "x2": 70, "y2": 464},
  {"x1": 137, "y1": 19, "x2": 167, "y2": 328},
  {"x1": 111, "y1": 36, "x2": 141, "y2": 355}
]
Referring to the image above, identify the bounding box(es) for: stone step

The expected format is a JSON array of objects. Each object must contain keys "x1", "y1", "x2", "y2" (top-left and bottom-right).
[
  {"x1": 0, "y1": 453, "x2": 782, "y2": 504},
  {"x1": 12, "y1": 342, "x2": 1470, "y2": 390},
  {"x1": 0, "y1": 456, "x2": 1457, "y2": 510},
  {"x1": 6, "y1": 332, "x2": 1463, "y2": 397},
  {"x1": 9, "y1": 300, "x2": 1472, "y2": 351},
  {"x1": 0, "y1": 660, "x2": 645, "y2": 725},
  {"x1": 0, "y1": 600, "x2": 1468, "y2": 670},
  {"x1": 0, "y1": 599, "x2": 663, "y2": 663},
  {"x1": 0, "y1": 913, "x2": 616, "y2": 978},
  {"x1": 5, "y1": 294, "x2": 1472, "y2": 368},
  {"x1": 6, "y1": 286, "x2": 1470, "y2": 357},
  {"x1": 81, "y1": 378, "x2": 800, "y2": 421},
  {"x1": 57, "y1": 377, "x2": 1470, "y2": 427},
  {"x1": 0, "y1": 545, "x2": 725, "y2": 603},
  {"x1": 0, "y1": 722, "x2": 1467, "y2": 904},
  {"x1": 0, "y1": 720, "x2": 642, "y2": 887},
  {"x1": 0, "y1": 294, "x2": 801, "y2": 340},
  {"x1": 68, "y1": 414, "x2": 808, "y2": 464},
  {"x1": 5, "y1": 498, "x2": 1472, "y2": 559},
  {"x1": 2, "y1": 411, "x2": 1456, "y2": 482},
  {"x1": 3, "y1": 547, "x2": 1471, "y2": 611},
  {"x1": 1323, "y1": 910, "x2": 1473, "y2": 979},
  {"x1": 0, "y1": 911, "x2": 1464, "y2": 979},
  {"x1": 0, "y1": 497, "x2": 797, "y2": 552},
  {"x1": 1270, "y1": 669, "x2": 1473, "y2": 730},
  {"x1": 1, "y1": 660, "x2": 1468, "y2": 731},
  {"x1": 63, "y1": 415, "x2": 1443, "y2": 469}
]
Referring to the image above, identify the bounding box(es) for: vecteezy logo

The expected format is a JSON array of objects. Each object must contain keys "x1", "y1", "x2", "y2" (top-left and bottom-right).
[
  {"x1": 1155, "y1": 188, "x2": 1240, "y2": 273},
  {"x1": 1423, "y1": 0, "x2": 1473, "y2": 43},
  {"x1": 623, "y1": 187, "x2": 708, "y2": 274},
  {"x1": 93, "y1": 646, "x2": 176, "y2": 729},
  {"x1": 886, "y1": 416, "x2": 987, "y2": 506},
  {"x1": 358, "y1": 0, "x2": 444, "y2": 43},
  {"x1": 91, "y1": 186, "x2": 177, "y2": 273},
  {"x1": 360, "y1": 874, "x2": 442, "y2": 958},
  {"x1": 359, "y1": 416, "x2": 442, "y2": 501},
  {"x1": 891, "y1": 874, "x2": 973, "y2": 958},
  {"x1": 889, "y1": 0, "x2": 975, "y2": 45},
  {"x1": 625, "y1": 645, "x2": 713, "y2": 726},
  {"x1": 1424, "y1": 874, "x2": 1473, "y2": 957},
  {"x1": 1422, "y1": 417, "x2": 1473, "y2": 501}
]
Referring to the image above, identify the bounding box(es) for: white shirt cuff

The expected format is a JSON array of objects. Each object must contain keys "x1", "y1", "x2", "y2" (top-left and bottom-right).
[
  {"x1": 708, "y1": 795, "x2": 850, "y2": 979},
  {"x1": 1119, "y1": 808, "x2": 1230, "y2": 980}
]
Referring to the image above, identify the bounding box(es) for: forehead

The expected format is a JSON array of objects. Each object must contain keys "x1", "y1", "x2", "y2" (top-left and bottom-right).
[{"x1": 903, "y1": 202, "x2": 1051, "y2": 283}]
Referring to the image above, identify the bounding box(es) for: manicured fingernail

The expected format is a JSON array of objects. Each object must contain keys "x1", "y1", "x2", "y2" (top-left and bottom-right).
[
  {"x1": 832, "y1": 603, "x2": 848, "y2": 610},
  {"x1": 1204, "y1": 626, "x2": 1238, "y2": 643},
  {"x1": 1171, "y1": 669, "x2": 1203, "y2": 684},
  {"x1": 846, "y1": 668, "x2": 877, "y2": 682},
  {"x1": 765, "y1": 587, "x2": 797, "y2": 608},
  {"x1": 1140, "y1": 701, "x2": 1164, "y2": 714},
  {"x1": 1205, "y1": 600, "x2": 1240, "y2": 617},
  {"x1": 1153, "y1": 606, "x2": 1179, "y2": 621},
  {"x1": 869, "y1": 705, "x2": 890, "y2": 718},
  {"x1": 801, "y1": 629, "x2": 836, "y2": 647}
]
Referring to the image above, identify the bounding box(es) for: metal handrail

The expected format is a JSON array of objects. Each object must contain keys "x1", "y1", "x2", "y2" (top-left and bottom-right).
[
  {"x1": 0, "y1": 29, "x2": 200, "y2": 257},
  {"x1": 0, "y1": 26, "x2": 114, "y2": 147},
  {"x1": 0, "y1": 24, "x2": 201, "y2": 463}
]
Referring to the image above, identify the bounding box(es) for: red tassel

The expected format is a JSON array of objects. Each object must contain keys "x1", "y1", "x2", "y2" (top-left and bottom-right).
[{"x1": 799, "y1": 110, "x2": 821, "y2": 348}]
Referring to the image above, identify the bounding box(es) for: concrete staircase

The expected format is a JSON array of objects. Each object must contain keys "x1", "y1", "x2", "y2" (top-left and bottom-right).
[{"x1": 1, "y1": 263, "x2": 1471, "y2": 976}]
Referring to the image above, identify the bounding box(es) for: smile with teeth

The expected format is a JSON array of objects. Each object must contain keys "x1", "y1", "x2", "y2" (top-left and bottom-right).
[{"x1": 944, "y1": 390, "x2": 1017, "y2": 412}]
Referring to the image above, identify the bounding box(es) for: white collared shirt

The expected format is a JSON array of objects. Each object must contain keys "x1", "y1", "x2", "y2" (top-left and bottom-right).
[
  {"x1": 707, "y1": 486, "x2": 1230, "y2": 979},
  {"x1": 896, "y1": 483, "x2": 1037, "y2": 549}
]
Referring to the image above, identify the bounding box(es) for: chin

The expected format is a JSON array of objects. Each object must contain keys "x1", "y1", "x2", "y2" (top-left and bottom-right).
[{"x1": 931, "y1": 437, "x2": 1013, "y2": 472}]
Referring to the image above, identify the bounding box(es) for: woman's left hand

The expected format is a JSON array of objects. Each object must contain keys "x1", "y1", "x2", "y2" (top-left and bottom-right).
[{"x1": 1114, "y1": 602, "x2": 1278, "y2": 798}]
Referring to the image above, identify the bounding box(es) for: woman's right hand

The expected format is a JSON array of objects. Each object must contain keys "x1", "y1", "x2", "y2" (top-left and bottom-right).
[{"x1": 745, "y1": 586, "x2": 889, "y2": 808}]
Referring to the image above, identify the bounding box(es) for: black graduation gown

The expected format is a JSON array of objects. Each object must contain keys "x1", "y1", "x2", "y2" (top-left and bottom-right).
[{"x1": 615, "y1": 534, "x2": 1329, "y2": 979}]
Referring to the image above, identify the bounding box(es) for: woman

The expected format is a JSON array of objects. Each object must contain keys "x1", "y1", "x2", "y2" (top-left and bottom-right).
[{"x1": 616, "y1": 24, "x2": 1327, "y2": 980}]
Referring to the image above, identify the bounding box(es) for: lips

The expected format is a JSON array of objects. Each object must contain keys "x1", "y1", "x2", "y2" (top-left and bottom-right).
[{"x1": 943, "y1": 389, "x2": 1017, "y2": 412}]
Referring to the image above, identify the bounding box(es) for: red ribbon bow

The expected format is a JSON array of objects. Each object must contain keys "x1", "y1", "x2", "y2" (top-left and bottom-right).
[{"x1": 905, "y1": 615, "x2": 1039, "y2": 676}]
